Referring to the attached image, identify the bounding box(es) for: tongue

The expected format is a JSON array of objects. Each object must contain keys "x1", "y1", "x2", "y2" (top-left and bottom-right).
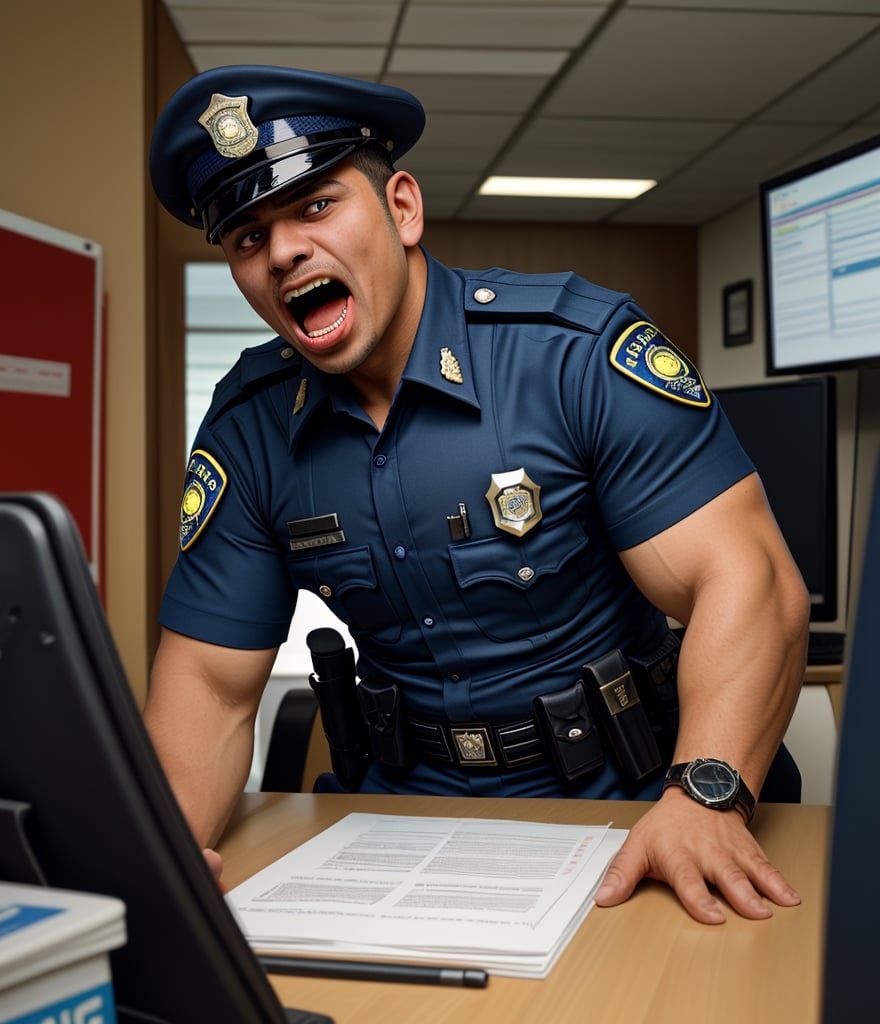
[{"x1": 303, "y1": 296, "x2": 347, "y2": 335}]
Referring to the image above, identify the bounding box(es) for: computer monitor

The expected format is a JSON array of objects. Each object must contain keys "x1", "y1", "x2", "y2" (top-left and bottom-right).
[
  {"x1": 713, "y1": 376, "x2": 838, "y2": 625},
  {"x1": 761, "y1": 131, "x2": 880, "y2": 376},
  {"x1": 0, "y1": 492, "x2": 331, "y2": 1024}
]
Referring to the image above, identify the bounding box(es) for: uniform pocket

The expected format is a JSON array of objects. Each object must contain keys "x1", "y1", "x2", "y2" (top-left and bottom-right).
[
  {"x1": 287, "y1": 544, "x2": 401, "y2": 643},
  {"x1": 449, "y1": 521, "x2": 590, "y2": 642}
]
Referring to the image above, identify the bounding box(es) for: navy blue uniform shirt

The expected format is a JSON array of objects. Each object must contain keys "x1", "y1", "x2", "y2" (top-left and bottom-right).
[{"x1": 161, "y1": 252, "x2": 754, "y2": 797}]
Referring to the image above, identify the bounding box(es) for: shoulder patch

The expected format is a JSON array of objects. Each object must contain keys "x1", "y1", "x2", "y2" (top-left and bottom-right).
[
  {"x1": 179, "y1": 449, "x2": 227, "y2": 551},
  {"x1": 609, "y1": 321, "x2": 710, "y2": 407}
]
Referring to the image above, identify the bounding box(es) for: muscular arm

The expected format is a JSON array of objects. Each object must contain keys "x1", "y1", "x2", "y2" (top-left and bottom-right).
[
  {"x1": 143, "y1": 627, "x2": 279, "y2": 848},
  {"x1": 596, "y1": 472, "x2": 810, "y2": 922}
]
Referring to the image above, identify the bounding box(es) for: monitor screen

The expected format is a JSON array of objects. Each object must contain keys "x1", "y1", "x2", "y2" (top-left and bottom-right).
[
  {"x1": 761, "y1": 131, "x2": 880, "y2": 376},
  {"x1": 713, "y1": 377, "x2": 837, "y2": 623},
  {"x1": 0, "y1": 492, "x2": 331, "y2": 1024}
]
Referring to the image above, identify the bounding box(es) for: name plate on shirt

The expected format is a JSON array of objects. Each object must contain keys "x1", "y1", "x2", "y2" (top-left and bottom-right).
[{"x1": 287, "y1": 513, "x2": 346, "y2": 551}]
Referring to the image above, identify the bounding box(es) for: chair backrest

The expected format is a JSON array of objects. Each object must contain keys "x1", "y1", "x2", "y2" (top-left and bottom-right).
[{"x1": 822, "y1": 452, "x2": 880, "y2": 1022}]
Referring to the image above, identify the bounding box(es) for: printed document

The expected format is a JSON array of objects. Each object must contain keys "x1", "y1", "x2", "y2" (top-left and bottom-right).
[{"x1": 227, "y1": 813, "x2": 627, "y2": 978}]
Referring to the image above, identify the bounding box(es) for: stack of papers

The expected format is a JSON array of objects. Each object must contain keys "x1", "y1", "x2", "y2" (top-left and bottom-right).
[{"x1": 227, "y1": 813, "x2": 627, "y2": 978}]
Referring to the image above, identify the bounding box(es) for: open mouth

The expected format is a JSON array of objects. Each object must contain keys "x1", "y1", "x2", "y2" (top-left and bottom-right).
[{"x1": 283, "y1": 277, "x2": 350, "y2": 339}]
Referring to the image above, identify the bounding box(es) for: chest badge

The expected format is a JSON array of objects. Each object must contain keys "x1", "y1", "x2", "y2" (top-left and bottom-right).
[{"x1": 485, "y1": 468, "x2": 542, "y2": 537}]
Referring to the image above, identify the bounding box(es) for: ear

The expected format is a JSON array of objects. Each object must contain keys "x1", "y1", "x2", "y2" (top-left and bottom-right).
[{"x1": 386, "y1": 170, "x2": 424, "y2": 248}]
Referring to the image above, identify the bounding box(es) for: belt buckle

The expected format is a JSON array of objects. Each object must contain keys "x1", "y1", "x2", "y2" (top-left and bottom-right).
[{"x1": 449, "y1": 724, "x2": 497, "y2": 767}]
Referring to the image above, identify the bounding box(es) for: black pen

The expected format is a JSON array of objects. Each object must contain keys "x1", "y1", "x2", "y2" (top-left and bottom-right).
[{"x1": 257, "y1": 954, "x2": 488, "y2": 988}]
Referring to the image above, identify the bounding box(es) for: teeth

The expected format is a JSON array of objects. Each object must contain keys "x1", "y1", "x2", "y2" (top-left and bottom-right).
[
  {"x1": 307, "y1": 304, "x2": 348, "y2": 339},
  {"x1": 284, "y1": 277, "x2": 331, "y2": 304}
]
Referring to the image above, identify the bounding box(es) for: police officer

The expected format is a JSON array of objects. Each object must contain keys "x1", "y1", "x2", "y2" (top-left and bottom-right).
[{"x1": 145, "y1": 65, "x2": 809, "y2": 925}]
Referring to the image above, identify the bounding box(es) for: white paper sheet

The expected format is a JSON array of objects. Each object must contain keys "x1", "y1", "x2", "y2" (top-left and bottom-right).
[{"x1": 227, "y1": 813, "x2": 627, "y2": 978}]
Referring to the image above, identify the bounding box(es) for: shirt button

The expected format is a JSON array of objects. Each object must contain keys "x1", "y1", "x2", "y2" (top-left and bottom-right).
[
  {"x1": 373, "y1": 454, "x2": 387, "y2": 467},
  {"x1": 423, "y1": 616, "x2": 435, "y2": 627},
  {"x1": 450, "y1": 673, "x2": 461, "y2": 682},
  {"x1": 394, "y1": 545, "x2": 406, "y2": 559},
  {"x1": 319, "y1": 585, "x2": 332, "y2": 597},
  {"x1": 518, "y1": 566, "x2": 535, "y2": 581}
]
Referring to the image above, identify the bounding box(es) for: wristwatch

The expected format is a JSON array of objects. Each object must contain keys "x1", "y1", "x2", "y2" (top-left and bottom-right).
[{"x1": 663, "y1": 758, "x2": 755, "y2": 822}]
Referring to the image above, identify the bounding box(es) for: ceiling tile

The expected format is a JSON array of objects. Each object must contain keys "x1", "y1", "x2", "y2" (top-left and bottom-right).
[
  {"x1": 402, "y1": 112, "x2": 521, "y2": 172},
  {"x1": 545, "y1": 8, "x2": 880, "y2": 120},
  {"x1": 758, "y1": 29, "x2": 880, "y2": 123},
  {"x1": 493, "y1": 117, "x2": 736, "y2": 179},
  {"x1": 389, "y1": 47, "x2": 568, "y2": 75},
  {"x1": 384, "y1": 73, "x2": 548, "y2": 114},
  {"x1": 186, "y1": 45, "x2": 387, "y2": 75},
  {"x1": 397, "y1": 3, "x2": 605, "y2": 47},
  {"x1": 169, "y1": 4, "x2": 400, "y2": 44}
]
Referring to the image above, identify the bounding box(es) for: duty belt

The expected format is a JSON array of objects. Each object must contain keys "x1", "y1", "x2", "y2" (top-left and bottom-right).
[{"x1": 407, "y1": 715, "x2": 545, "y2": 771}]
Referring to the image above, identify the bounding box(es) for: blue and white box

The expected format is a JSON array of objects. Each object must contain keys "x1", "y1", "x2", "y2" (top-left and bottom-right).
[{"x1": 0, "y1": 882, "x2": 126, "y2": 1024}]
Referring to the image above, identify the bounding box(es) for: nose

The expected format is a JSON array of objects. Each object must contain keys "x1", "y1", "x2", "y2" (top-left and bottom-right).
[{"x1": 268, "y1": 219, "x2": 312, "y2": 275}]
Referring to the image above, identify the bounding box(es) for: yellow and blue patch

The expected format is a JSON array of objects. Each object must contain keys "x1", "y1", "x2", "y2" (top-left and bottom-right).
[
  {"x1": 610, "y1": 321, "x2": 710, "y2": 407},
  {"x1": 179, "y1": 448, "x2": 227, "y2": 550}
]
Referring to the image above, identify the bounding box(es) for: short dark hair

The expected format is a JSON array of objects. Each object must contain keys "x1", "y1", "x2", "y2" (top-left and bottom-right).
[{"x1": 351, "y1": 143, "x2": 396, "y2": 201}]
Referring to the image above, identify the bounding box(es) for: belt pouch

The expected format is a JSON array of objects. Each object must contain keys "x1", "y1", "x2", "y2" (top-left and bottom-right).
[
  {"x1": 582, "y1": 650, "x2": 662, "y2": 781},
  {"x1": 627, "y1": 631, "x2": 680, "y2": 759},
  {"x1": 357, "y1": 679, "x2": 409, "y2": 768},
  {"x1": 533, "y1": 682, "x2": 604, "y2": 781}
]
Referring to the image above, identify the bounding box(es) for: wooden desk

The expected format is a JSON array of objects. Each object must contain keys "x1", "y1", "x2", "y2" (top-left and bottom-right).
[{"x1": 219, "y1": 794, "x2": 829, "y2": 1024}]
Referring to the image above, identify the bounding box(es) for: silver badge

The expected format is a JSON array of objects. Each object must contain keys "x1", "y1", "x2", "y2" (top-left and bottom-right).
[
  {"x1": 198, "y1": 93, "x2": 258, "y2": 159},
  {"x1": 485, "y1": 468, "x2": 543, "y2": 537}
]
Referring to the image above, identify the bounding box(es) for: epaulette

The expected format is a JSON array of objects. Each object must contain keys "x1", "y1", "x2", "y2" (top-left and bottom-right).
[
  {"x1": 204, "y1": 336, "x2": 303, "y2": 426},
  {"x1": 461, "y1": 268, "x2": 630, "y2": 334}
]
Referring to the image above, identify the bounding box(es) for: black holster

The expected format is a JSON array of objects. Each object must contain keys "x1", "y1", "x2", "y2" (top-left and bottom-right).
[
  {"x1": 581, "y1": 649, "x2": 663, "y2": 781},
  {"x1": 306, "y1": 628, "x2": 370, "y2": 788},
  {"x1": 357, "y1": 678, "x2": 409, "y2": 768}
]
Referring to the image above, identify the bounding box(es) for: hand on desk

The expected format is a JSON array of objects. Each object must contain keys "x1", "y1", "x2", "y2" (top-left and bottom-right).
[
  {"x1": 203, "y1": 847, "x2": 226, "y2": 892},
  {"x1": 593, "y1": 789, "x2": 802, "y2": 924}
]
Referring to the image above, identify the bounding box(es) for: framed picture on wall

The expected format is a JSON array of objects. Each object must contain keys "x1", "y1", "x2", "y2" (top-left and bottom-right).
[{"x1": 722, "y1": 279, "x2": 753, "y2": 347}]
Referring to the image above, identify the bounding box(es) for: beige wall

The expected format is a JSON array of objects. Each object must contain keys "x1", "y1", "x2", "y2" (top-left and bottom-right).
[{"x1": 1, "y1": 0, "x2": 151, "y2": 699}]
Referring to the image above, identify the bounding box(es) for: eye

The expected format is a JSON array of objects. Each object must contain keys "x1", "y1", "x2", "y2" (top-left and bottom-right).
[
  {"x1": 303, "y1": 197, "x2": 331, "y2": 218},
  {"x1": 236, "y1": 228, "x2": 265, "y2": 251}
]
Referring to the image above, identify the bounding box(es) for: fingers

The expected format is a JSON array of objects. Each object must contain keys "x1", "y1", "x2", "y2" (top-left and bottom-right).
[
  {"x1": 202, "y1": 847, "x2": 226, "y2": 892},
  {"x1": 594, "y1": 800, "x2": 801, "y2": 925}
]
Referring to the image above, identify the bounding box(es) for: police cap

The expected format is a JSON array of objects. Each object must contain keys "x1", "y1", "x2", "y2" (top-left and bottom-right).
[{"x1": 150, "y1": 65, "x2": 425, "y2": 243}]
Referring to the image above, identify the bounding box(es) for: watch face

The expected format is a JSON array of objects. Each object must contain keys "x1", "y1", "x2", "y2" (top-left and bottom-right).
[{"x1": 685, "y1": 759, "x2": 738, "y2": 806}]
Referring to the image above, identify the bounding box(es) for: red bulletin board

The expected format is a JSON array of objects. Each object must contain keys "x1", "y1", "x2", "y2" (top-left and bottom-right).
[{"x1": 0, "y1": 210, "x2": 104, "y2": 594}]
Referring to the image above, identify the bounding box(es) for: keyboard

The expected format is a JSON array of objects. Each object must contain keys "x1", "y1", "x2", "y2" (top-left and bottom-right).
[{"x1": 807, "y1": 631, "x2": 845, "y2": 665}]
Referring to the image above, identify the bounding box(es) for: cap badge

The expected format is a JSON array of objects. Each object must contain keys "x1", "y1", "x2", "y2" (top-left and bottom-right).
[
  {"x1": 198, "y1": 93, "x2": 259, "y2": 159},
  {"x1": 485, "y1": 468, "x2": 543, "y2": 537},
  {"x1": 439, "y1": 347, "x2": 463, "y2": 384}
]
